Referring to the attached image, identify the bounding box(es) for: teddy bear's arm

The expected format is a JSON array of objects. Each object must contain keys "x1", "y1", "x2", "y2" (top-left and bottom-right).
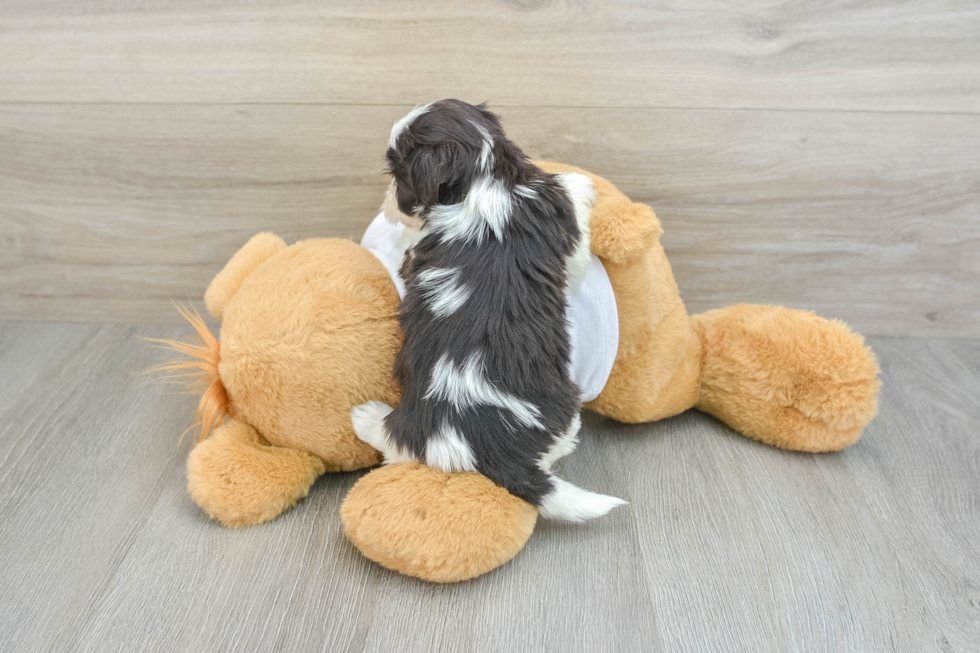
[
  {"x1": 534, "y1": 161, "x2": 662, "y2": 265},
  {"x1": 187, "y1": 419, "x2": 327, "y2": 527}
]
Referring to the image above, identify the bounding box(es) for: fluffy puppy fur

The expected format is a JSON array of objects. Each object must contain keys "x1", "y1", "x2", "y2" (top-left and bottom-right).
[{"x1": 352, "y1": 100, "x2": 624, "y2": 521}]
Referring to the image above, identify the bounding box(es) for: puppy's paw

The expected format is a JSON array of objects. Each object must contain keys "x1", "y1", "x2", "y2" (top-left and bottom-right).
[
  {"x1": 350, "y1": 401, "x2": 394, "y2": 450},
  {"x1": 350, "y1": 401, "x2": 416, "y2": 464}
]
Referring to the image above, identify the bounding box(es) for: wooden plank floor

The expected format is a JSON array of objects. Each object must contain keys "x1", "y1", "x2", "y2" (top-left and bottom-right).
[{"x1": 0, "y1": 322, "x2": 977, "y2": 652}]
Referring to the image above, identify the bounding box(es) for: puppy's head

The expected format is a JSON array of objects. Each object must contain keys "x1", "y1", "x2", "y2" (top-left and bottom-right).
[{"x1": 382, "y1": 99, "x2": 519, "y2": 226}]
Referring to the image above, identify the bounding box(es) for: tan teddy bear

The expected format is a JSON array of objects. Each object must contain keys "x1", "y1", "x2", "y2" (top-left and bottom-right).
[{"x1": 158, "y1": 163, "x2": 880, "y2": 583}]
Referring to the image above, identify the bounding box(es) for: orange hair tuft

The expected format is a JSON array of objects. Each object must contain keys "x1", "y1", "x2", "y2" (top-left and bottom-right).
[{"x1": 143, "y1": 303, "x2": 229, "y2": 442}]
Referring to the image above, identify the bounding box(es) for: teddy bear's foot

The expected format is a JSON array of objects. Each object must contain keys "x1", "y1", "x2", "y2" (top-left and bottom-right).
[
  {"x1": 692, "y1": 304, "x2": 881, "y2": 453},
  {"x1": 187, "y1": 419, "x2": 327, "y2": 527},
  {"x1": 341, "y1": 463, "x2": 538, "y2": 583}
]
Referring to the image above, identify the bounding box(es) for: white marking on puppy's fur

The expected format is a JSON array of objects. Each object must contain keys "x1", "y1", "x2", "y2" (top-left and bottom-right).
[
  {"x1": 555, "y1": 172, "x2": 596, "y2": 290},
  {"x1": 469, "y1": 119, "x2": 494, "y2": 171},
  {"x1": 350, "y1": 401, "x2": 416, "y2": 464},
  {"x1": 388, "y1": 103, "x2": 431, "y2": 150},
  {"x1": 427, "y1": 176, "x2": 513, "y2": 244},
  {"x1": 514, "y1": 184, "x2": 538, "y2": 200},
  {"x1": 417, "y1": 267, "x2": 471, "y2": 318},
  {"x1": 425, "y1": 352, "x2": 544, "y2": 429},
  {"x1": 538, "y1": 413, "x2": 581, "y2": 473},
  {"x1": 425, "y1": 422, "x2": 478, "y2": 472},
  {"x1": 539, "y1": 477, "x2": 627, "y2": 522}
]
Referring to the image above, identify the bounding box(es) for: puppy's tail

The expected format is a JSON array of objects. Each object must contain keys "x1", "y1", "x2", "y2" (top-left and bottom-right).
[{"x1": 538, "y1": 475, "x2": 627, "y2": 523}]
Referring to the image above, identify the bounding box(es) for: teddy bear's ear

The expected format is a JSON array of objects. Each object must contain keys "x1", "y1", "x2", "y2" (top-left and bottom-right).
[{"x1": 205, "y1": 233, "x2": 287, "y2": 320}]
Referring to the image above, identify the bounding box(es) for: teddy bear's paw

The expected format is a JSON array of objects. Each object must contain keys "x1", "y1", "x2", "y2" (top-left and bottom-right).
[
  {"x1": 341, "y1": 463, "x2": 538, "y2": 582},
  {"x1": 589, "y1": 200, "x2": 662, "y2": 265},
  {"x1": 533, "y1": 160, "x2": 662, "y2": 264},
  {"x1": 187, "y1": 420, "x2": 327, "y2": 527}
]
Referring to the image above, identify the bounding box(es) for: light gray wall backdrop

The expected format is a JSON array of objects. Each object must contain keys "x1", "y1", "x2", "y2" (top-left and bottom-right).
[{"x1": 1, "y1": 1, "x2": 978, "y2": 336}]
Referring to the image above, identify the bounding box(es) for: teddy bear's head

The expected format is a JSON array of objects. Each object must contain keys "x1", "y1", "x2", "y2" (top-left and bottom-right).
[{"x1": 194, "y1": 234, "x2": 405, "y2": 470}]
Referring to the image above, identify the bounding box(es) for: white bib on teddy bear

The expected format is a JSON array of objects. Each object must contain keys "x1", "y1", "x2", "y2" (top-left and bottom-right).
[{"x1": 361, "y1": 213, "x2": 619, "y2": 402}]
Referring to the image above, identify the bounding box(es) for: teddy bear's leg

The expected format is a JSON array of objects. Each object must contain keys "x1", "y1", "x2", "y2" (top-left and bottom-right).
[
  {"x1": 692, "y1": 304, "x2": 881, "y2": 453},
  {"x1": 341, "y1": 463, "x2": 538, "y2": 583},
  {"x1": 187, "y1": 419, "x2": 327, "y2": 527}
]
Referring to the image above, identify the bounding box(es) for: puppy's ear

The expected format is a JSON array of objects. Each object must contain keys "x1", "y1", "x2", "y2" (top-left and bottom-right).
[{"x1": 406, "y1": 142, "x2": 465, "y2": 207}]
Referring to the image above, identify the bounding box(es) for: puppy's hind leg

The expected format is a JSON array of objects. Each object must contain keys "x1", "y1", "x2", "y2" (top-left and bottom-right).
[{"x1": 350, "y1": 401, "x2": 417, "y2": 464}]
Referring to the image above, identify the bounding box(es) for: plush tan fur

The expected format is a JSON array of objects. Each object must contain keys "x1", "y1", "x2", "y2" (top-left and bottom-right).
[
  {"x1": 216, "y1": 238, "x2": 396, "y2": 470},
  {"x1": 162, "y1": 162, "x2": 880, "y2": 582},
  {"x1": 205, "y1": 232, "x2": 287, "y2": 320},
  {"x1": 187, "y1": 419, "x2": 327, "y2": 527},
  {"x1": 342, "y1": 463, "x2": 538, "y2": 582},
  {"x1": 693, "y1": 304, "x2": 881, "y2": 452}
]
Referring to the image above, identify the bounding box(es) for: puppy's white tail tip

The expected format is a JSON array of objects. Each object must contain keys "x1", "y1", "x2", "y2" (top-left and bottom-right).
[{"x1": 538, "y1": 476, "x2": 627, "y2": 523}]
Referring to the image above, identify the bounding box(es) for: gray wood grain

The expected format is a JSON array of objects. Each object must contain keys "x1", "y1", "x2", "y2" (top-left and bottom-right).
[
  {"x1": 0, "y1": 323, "x2": 977, "y2": 652},
  {"x1": 0, "y1": 0, "x2": 978, "y2": 112},
  {"x1": 613, "y1": 336, "x2": 980, "y2": 651},
  {"x1": 0, "y1": 323, "x2": 194, "y2": 652},
  {"x1": 2, "y1": 105, "x2": 977, "y2": 336}
]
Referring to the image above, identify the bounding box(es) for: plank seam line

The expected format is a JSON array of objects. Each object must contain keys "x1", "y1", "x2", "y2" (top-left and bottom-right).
[{"x1": 0, "y1": 101, "x2": 977, "y2": 117}]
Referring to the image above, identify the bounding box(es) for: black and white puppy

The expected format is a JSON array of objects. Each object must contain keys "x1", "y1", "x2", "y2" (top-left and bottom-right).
[{"x1": 352, "y1": 99, "x2": 625, "y2": 521}]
